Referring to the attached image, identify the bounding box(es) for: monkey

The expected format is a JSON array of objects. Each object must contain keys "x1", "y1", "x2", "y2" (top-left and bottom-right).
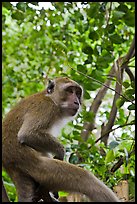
[{"x1": 2, "y1": 77, "x2": 119, "y2": 202}]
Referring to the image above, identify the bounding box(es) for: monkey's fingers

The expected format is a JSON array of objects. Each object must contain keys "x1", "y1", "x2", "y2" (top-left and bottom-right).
[
  {"x1": 52, "y1": 191, "x2": 59, "y2": 199},
  {"x1": 33, "y1": 185, "x2": 52, "y2": 202}
]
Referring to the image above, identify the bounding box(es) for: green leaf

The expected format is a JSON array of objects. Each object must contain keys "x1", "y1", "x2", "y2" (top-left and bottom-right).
[
  {"x1": 125, "y1": 88, "x2": 134, "y2": 96},
  {"x1": 16, "y1": 2, "x2": 27, "y2": 12},
  {"x1": 84, "y1": 80, "x2": 100, "y2": 91},
  {"x1": 2, "y1": 2, "x2": 12, "y2": 10},
  {"x1": 109, "y1": 34, "x2": 124, "y2": 44},
  {"x1": 113, "y1": 10, "x2": 125, "y2": 20},
  {"x1": 124, "y1": 88, "x2": 135, "y2": 100},
  {"x1": 84, "y1": 56, "x2": 93, "y2": 64},
  {"x1": 117, "y1": 4, "x2": 128, "y2": 13},
  {"x1": 54, "y1": 40, "x2": 67, "y2": 53},
  {"x1": 83, "y1": 111, "x2": 95, "y2": 122},
  {"x1": 87, "y1": 3, "x2": 99, "y2": 18},
  {"x1": 116, "y1": 98, "x2": 125, "y2": 108},
  {"x1": 123, "y1": 11, "x2": 135, "y2": 27},
  {"x1": 58, "y1": 191, "x2": 69, "y2": 197},
  {"x1": 97, "y1": 54, "x2": 114, "y2": 67},
  {"x1": 11, "y1": 10, "x2": 25, "y2": 20},
  {"x1": 77, "y1": 64, "x2": 87, "y2": 74},
  {"x1": 84, "y1": 91, "x2": 91, "y2": 99},
  {"x1": 131, "y1": 81, "x2": 135, "y2": 89},
  {"x1": 105, "y1": 150, "x2": 115, "y2": 164},
  {"x1": 82, "y1": 45, "x2": 93, "y2": 55},
  {"x1": 2, "y1": 7, "x2": 10, "y2": 15},
  {"x1": 109, "y1": 141, "x2": 119, "y2": 150},
  {"x1": 128, "y1": 104, "x2": 135, "y2": 110},
  {"x1": 89, "y1": 30, "x2": 99, "y2": 41},
  {"x1": 107, "y1": 24, "x2": 115, "y2": 33},
  {"x1": 122, "y1": 81, "x2": 130, "y2": 88}
]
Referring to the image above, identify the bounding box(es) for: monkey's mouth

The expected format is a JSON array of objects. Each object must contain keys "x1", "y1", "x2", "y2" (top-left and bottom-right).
[
  {"x1": 61, "y1": 104, "x2": 79, "y2": 116},
  {"x1": 68, "y1": 108, "x2": 79, "y2": 116}
]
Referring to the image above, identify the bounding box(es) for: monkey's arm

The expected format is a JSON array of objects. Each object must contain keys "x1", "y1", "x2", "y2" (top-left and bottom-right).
[{"x1": 18, "y1": 113, "x2": 65, "y2": 160}]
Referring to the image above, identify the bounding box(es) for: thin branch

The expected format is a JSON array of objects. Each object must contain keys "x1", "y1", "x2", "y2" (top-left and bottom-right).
[
  {"x1": 80, "y1": 65, "x2": 115, "y2": 141},
  {"x1": 70, "y1": 67, "x2": 135, "y2": 105},
  {"x1": 100, "y1": 59, "x2": 124, "y2": 145},
  {"x1": 123, "y1": 35, "x2": 135, "y2": 63},
  {"x1": 111, "y1": 146, "x2": 135, "y2": 173},
  {"x1": 125, "y1": 112, "x2": 131, "y2": 124},
  {"x1": 128, "y1": 56, "x2": 135, "y2": 64},
  {"x1": 90, "y1": 65, "x2": 115, "y2": 114},
  {"x1": 62, "y1": 34, "x2": 135, "y2": 106},
  {"x1": 93, "y1": 122, "x2": 134, "y2": 145},
  {"x1": 128, "y1": 66, "x2": 135, "y2": 68},
  {"x1": 125, "y1": 65, "x2": 135, "y2": 82}
]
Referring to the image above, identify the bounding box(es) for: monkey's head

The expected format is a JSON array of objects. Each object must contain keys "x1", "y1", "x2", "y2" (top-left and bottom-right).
[{"x1": 46, "y1": 77, "x2": 83, "y2": 117}]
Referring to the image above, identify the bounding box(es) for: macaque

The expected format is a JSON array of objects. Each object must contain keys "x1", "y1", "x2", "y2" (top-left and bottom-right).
[{"x1": 2, "y1": 77, "x2": 119, "y2": 202}]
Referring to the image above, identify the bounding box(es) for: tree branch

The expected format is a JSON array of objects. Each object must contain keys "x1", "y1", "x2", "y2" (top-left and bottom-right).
[
  {"x1": 93, "y1": 122, "x2": 134, "y2": 145},
  {"x1": 125, "y1": 65, "x2": 135, "y2": 82},
  {"x1": 100, "y1": 59, "x2": 124, "y2": 145},
  {"x1": 111, "y1": 146, "x2": 135, "y2": 173},
  {"x1": 123, "y1": 35, "x2": 135, "y2": 63},
  {"x1": 99, "y1": 35, "x2": 135, "y2": 145},
  {"x1": 80, "y1": 65, "x2": 115, "y2": 141},
  {"x1": 70, "y1": 67, "x2": 135, "y2": 105}
]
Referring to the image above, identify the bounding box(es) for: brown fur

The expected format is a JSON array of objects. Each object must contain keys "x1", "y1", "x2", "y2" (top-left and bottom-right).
[{"x1": 2, "y1": 77, "x2": 119, "y2": 202}]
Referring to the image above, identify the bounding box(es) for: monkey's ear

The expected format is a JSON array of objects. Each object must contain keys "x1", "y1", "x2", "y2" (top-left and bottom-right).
[{"x1": 47, "y1": 80, "x2": 55, "y2": 94}]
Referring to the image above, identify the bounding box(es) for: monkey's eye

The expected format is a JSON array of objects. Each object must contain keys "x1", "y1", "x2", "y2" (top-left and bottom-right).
[
  {"x1": 76, "y1": 91, "x2": 81, "y2": 98},
  {"x1": 76, "y1": 88, "x2": 82, "y2": 99},
  {"x1": 65, "y1": 87, "x2": 73, "y2": 94},
  {"x1": 47, "y1": 80, "x2": 55, "y2": 94}
]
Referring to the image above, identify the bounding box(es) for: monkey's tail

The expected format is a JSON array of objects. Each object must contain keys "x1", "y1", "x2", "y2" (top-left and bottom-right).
[{"x1": 30, "y1": 157, "x2": 119, "y2": 202}]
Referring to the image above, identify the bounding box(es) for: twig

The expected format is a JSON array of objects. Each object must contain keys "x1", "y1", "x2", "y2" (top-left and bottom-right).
[
  {"x1": 100, "y1": 59, "x2": 124, "y2": 145},
  {"x1": 70, "y1": 67, "x2": 135, "y2": 105},
  {"x1": 128, "y1": 56, "x2": 135, "y2": 64},
  {"x1": 125, "y1": 65, "x2": 135, "y2": 82},
  {"x1": 93, "y1": 122, "x2": 134, "y2": 145},
  {"x1": 80, "y1": 65, "x2": 115, "y2": 141},
  {"x1": 65, "y1": 35, "x2": 135, "y2": 105},
  {"x1": 111, "y1": 146, "x2": 135, "y2": 173},
  {"x1": 123, "y1": 36, "x2": 135, "y2": 63}
]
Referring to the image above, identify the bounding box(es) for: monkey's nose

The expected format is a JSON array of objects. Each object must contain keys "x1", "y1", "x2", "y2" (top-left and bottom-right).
[
  {"x1": 74, "y1": 101, "x2": 79, "y2": 109},
  {"x1": 74, "y1": 101, "x2": 79, "y2": 105}
]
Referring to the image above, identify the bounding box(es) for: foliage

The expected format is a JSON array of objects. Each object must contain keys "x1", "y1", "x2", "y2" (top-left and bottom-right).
[{"x1": 2, "y1": 2, "x2": 135, "y2": 201}]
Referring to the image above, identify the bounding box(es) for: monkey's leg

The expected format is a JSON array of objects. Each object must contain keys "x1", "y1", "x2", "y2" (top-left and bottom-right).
[
  {"x1": 8, "y1": 170, "x2": 37, "y2": 202},
  {"x1": 27, "y1": 157, "x2": 119, "y2": 202},
  {"x1": 17, "y1": 179, "x2": 36, "y2": 202},
  {"x1": 11, "y1": 173, "x2": 57, "y2": 202}
]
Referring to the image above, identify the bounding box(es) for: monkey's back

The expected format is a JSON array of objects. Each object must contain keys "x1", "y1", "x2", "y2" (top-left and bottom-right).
[{"x1": 2, "y1": 91, "x2": 57, "y2": 169}]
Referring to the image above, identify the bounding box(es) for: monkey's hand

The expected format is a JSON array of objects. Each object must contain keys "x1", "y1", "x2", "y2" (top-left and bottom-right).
[{"x1": 53, "y1": 146, "x2": 65, "y2": 161}]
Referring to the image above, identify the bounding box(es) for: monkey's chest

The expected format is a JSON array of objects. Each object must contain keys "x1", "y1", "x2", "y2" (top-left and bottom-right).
[{"x1": 47, "y1": 118, "x2": 72, "y2": 138}]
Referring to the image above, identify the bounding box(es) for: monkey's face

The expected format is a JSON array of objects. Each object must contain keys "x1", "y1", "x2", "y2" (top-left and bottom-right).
[
  {"x1": 47, "y1": 77, "x2": 83, "y2": 117},
  {"x1": 60, "y1": 84, "x2": 82, "y2": 116}
]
